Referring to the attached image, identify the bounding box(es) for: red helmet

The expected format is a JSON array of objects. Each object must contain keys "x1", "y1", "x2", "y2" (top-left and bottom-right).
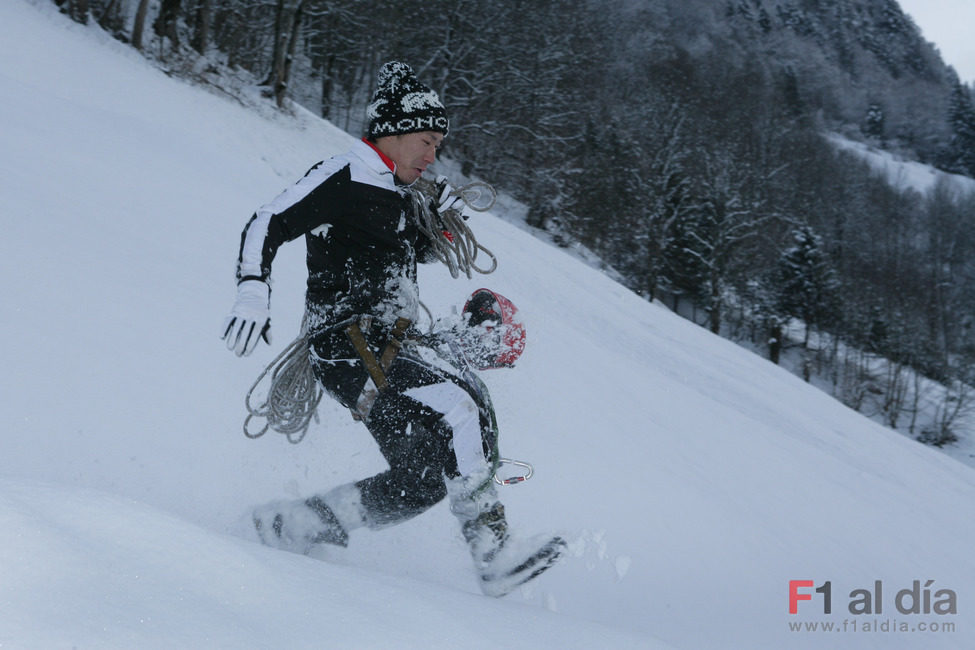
[{"x1": 461, "y1": 288, "x2": 526, "y2": 369}]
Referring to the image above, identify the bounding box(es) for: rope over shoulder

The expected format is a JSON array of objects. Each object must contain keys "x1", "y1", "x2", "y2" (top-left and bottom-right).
[{"x1": 408, "y1": 177, "x2": 498, "y2": 279}]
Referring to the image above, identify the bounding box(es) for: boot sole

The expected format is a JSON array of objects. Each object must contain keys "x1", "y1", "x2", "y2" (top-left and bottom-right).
[{"x1": 479, "y1": 536, "x2": 566, "y2": 597}]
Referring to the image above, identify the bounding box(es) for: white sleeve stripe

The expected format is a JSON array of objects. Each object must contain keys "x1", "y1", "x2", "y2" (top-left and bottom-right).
[
  {"x1": 236, "y1": 156, "x2": 347, "y2": 280},
  {"x1": 238, "y1": 210, "x2": 272, "y2": 280}
]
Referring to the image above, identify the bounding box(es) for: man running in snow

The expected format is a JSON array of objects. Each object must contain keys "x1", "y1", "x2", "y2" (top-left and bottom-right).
[{"x1": 221, "y1": 61, "x2": 563, "y2": 596}]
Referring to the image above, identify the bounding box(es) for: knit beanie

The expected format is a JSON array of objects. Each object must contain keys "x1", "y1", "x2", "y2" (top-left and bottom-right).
[{"x1": 367, "y1": 61, "x2": 449, "y2": 139}]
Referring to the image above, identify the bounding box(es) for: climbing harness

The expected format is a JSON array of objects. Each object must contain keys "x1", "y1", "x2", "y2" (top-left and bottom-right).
[{"x1": 344, "y1": 315, "x2": 411, "y2": 392}]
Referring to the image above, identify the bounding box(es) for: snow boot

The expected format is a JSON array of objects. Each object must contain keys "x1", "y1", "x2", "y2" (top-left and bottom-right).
[
  {"x1": 252, "y1": 484, "x2": 366, "y2": 555},
  {"x1": 449, "y1": 478, "x2": 566, "y2": 597}
]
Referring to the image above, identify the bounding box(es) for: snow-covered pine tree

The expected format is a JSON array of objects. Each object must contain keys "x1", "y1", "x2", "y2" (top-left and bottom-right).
[
  {"x1": 774, "y1": 225, "x2": 839, "y2": 348},
  {"x1": 944, "y1": 81, "x2": 975, "y2": 177}
]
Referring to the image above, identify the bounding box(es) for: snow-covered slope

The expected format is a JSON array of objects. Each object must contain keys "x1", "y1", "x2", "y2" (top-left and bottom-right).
[
  {"x1": 1, "y1": 2, "x2": 973, "y2": 648},
  {"x1": 827, "y1": 132, "x2": 975, "y2": 196}
]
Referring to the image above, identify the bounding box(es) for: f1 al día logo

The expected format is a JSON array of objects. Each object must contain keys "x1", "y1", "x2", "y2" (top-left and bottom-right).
[{"x1": 788, "y1": 579, "x2": 958, "y2": 635}]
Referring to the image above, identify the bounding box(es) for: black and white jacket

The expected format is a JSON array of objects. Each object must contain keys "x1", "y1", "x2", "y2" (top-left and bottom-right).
[{"x1": 235, "y1": 139, "x2": 435, "y2": 338}]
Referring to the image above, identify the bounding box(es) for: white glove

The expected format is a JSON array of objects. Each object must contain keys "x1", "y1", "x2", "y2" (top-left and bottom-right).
[
  {"x1": 221, "y1": 279, "x2": 271, "y2": 356},
  {"x1": 435, "y1": 175, "x2": 466, "y2": 218}
]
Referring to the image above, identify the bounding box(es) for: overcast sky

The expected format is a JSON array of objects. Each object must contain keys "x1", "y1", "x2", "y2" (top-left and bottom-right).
[{"x1": 897, "y1": 0, "x2": 975, "y2": 84}]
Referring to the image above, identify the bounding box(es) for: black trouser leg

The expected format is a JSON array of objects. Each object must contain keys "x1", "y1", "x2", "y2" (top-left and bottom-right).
[
  {"x1": 312, "y1": 335, "x2": 491, "y2": 528},
  {"x1": 355, "y1": 401, "x2": 452, "y2": 526}
]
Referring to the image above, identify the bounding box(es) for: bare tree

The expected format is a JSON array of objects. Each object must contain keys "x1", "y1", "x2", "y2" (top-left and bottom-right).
[
  {"x1": 191, "y1": 0, "x2": 214, "y2": 54},
  {"x1": 261, "y1": 0, "x2": 306, "y2": 107},
  {"x1": 131, "y1": 0, "x2": 150, "y2": 49},
  {"x1": 153, "y1": 0, "x2": 182, "y2": 49}
]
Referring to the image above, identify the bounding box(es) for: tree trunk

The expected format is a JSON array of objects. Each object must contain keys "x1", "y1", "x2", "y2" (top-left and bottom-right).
[
  {"x1": 276, "y1": 0, "x2": 304, "y2": 107},
  {"x1": 191, "y1": 0, "x2": 213, "y2": 55},
  {"x1": 264, "y1": 0, "x2": 305, "y2": 107},
  {"x1": 708, "y1": 272, "x2": 721, "y2": 334},
  {"x1": 153, "y1": 0, "x2": 182, "y2": 48},
  {"x1": 768, "y1": 322, "x2": 782, "y2": 365},
  {"x1": 263, "y1": 0, "x2": 287, "y2": 87},
  {"x1": 96, "y1": 0, "x2": 121, "y2": 32},
  {"x1": 320, "y1": 54, "x2": 336, "y2": 119},
  {"x1": 131, "y1": 0, "x2": 150, "y2": 50}
]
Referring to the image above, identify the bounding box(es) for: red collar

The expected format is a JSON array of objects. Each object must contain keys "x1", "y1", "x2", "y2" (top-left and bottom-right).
[{"x1": 361, "y1": 138, "x2": 396, "y2": 173}]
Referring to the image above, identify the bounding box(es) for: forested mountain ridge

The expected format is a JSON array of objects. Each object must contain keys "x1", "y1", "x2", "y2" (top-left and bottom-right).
[
  {"x1": 56, "y1": 0, "x2": 975, "y2": 448},
  {"x1": 60, "y1": 0, "x2": 973, "y2": 179},
  {"x1": 716, "y1": 0, "x2": 969, "y2": 170}
]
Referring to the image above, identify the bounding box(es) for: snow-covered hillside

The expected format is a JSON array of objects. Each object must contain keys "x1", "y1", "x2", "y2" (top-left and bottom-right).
[
  {"x1": 1, "y1": 2, "x2": 973, "y2": 648},
  {"x1": 828, "y1": 132, "x2": 975, "y2": 196}
]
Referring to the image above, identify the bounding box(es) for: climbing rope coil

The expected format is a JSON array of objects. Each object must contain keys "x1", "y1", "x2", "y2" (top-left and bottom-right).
[
  {"x1": 408, "y1": 177, "x2": 498, "y2": 279},
  {"x1": 242, "y1": 177, "x2": 497, "y2": 442},
  {"x1": 243, "y1": 321, "x2": 322, "y2": 444}
]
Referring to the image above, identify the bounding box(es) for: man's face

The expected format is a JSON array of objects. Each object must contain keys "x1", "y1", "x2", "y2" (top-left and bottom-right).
[{"x1": 377, "y1": 131, "x2": 443, "y2": 184}]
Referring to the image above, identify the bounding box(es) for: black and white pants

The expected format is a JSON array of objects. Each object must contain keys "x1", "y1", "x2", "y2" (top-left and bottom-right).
[{"x1": 310, "y1": 326, "x2": 495, "y2": 527}]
